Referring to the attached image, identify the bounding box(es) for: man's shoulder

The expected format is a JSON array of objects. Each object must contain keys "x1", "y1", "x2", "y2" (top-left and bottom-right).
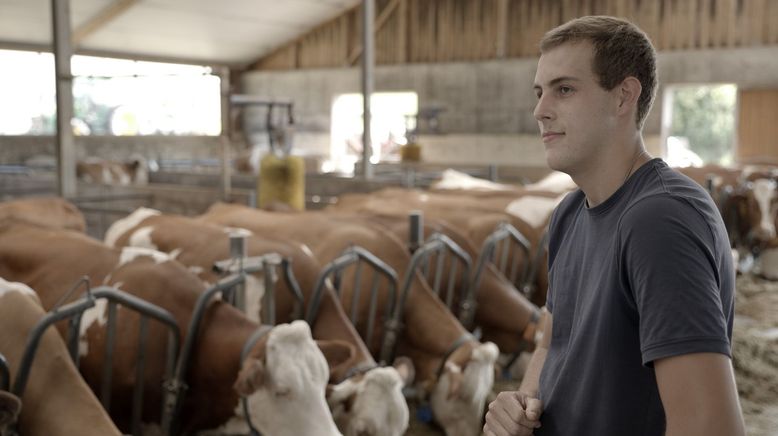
[
  {"x1": 550, "y1": 189, "x2": 585, "y2": 223},
  {"x1": 621, "y1": 161, "x2": 717, "y2": 227}
]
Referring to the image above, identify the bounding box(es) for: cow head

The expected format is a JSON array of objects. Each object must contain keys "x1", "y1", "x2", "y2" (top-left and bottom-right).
[
  {"x1": 430, "y1": 342, "x2": 499, "y2": 436},
  {"x1": 234, "y1": 320, "x2": 341, "y2": 436},
  {"x1": 327, "y1": 357, "x2": 413, "y2": 436},
  {"x1": 726, "y1": 179, "x2": 778, "y2": 248}
]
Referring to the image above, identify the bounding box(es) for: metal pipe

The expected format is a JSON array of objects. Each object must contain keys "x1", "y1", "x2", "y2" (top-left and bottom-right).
[
  {"x1": 0, "y1": 354, "x2": 9, "y2": 391},
  {"x1": 409, "y1": 211, "x2": 423, "y2": 253},
  {"x1": 100, "y1": 302, "x2": 118, "y2": 412},
  {"x1": 361, "y1": 0, "x2": 375, "y2": 179},
  {"x1": 131, "y1": 316, "x2": 149, "y2": 436},
  {"x1": 52, "y1": 0, "x2": 77, "y2": 197},
  {"x1": 219, "y1": 66, "x2": 232, "y2": 201}
]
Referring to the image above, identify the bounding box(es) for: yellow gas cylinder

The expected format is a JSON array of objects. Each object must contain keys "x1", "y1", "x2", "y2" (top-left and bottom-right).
[
  {"x1": 258, "y1": 154, "x2": 305, "y2": 211},
  {"x1": 400, "y1": 140, "x2": 422, "y2": 162}
]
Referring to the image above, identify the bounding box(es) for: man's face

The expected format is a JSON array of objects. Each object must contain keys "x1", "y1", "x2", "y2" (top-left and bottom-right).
[{"x1": 533, "y1": 41, "x2": 620, "y2": 174}]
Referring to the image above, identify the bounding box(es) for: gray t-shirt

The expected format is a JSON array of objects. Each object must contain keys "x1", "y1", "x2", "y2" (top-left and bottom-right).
[{"x1": 537, "y1": 158, "x2": 735, "y2": 436}]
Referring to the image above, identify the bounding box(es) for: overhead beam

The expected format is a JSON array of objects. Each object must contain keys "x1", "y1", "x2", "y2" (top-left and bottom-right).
[
  {"x1": 0, "y1": 40, "x2": 241, "y2": 68},
  {"x1": 72, "y1": 0, "x2": 140, "y2": 46}
]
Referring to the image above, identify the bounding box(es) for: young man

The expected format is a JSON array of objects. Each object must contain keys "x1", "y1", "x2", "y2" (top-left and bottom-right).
[{"x1": 484, "y1": 16, "x2": 745, "y2": 436}]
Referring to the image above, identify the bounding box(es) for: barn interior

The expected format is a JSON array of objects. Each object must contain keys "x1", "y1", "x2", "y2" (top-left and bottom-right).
[{"x1": 0, "y1": 1, "x2": 777, "y2": 435}]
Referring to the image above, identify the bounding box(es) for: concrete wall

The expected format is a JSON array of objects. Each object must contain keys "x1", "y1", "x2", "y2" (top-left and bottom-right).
[
  {"x1": 242, "y1": 46, "x2": 778, "y2": 167},
  {"x1": 1, "y1": 46, "x2": 775, "y2": 169},
  {"x1": 0, "y1": 135, "x2": 222, "y2": 164}
]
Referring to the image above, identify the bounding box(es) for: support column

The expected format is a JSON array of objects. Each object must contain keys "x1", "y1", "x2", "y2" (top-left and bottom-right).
[
  {"x1": 361, "y1": 0, "x2": 375, "y2": 179},
  {"x1": 218, "y1": 66, "x2": 232, "y2": 200},
  {"x1": 52, "y1": 0, "x2": 77, "y2": 197}
]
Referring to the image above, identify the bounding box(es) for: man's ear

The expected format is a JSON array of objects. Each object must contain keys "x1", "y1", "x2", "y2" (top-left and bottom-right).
[
  {"x1": 617, "y1": 76, "x2": 642, "y2": 115},
  {"x1": 234, "y1": 357, "x2": 266, "y2": 396}
]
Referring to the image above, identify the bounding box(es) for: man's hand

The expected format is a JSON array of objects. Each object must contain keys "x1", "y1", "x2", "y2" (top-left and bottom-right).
[{"x1": 483, "y1": 390, "x2": 543, "y2": 436}]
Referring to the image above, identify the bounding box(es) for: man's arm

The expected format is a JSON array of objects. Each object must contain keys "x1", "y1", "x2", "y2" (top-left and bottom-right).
[
  {"x1": 654, "y1": 352, "x2": 745, "y2": 436},
  {"x1": 484, "y1": 309, "x2": 552, "y2": 436},
  {"x1": 519, "y1": 308, "x2": 552, "y2": 396}
]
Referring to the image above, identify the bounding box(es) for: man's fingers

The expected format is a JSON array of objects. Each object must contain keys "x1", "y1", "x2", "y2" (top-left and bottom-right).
[{"x1": 525, "y1": 397, "x2": 544, "y2": 421}]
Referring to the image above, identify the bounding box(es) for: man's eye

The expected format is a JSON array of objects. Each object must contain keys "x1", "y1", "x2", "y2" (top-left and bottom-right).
[
  {"x1": 535, "y1": 91, "x2": 542, "y2": 100},
  {"x1": 559, "y1": 86, "x2": 573, "y2": 95}
]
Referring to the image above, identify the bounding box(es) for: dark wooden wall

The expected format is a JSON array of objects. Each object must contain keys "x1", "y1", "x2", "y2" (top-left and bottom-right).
[{"x1": 252, "y1": 0, "x2": 778, "y2": 71}]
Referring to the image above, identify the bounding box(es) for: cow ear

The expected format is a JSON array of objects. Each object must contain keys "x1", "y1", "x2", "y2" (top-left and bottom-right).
[
  {"x1": 234, "y1": 357, "x2": 265, "y2": 396},
  {"x1": 326, "y1": 381, "x2": 359, "y2": 414},
  {"x1": 0, "y1": 391, "x2": 21, "y2": 427},
  {"x1": 393, "y1": 356, "x2": 415, "y2": 387},
  {"x1": 316, "y1": 340, "x2": 355, "y2": 373},
  {"x1": 443, "y1": 362, "x2": 464, "y2": 400}
]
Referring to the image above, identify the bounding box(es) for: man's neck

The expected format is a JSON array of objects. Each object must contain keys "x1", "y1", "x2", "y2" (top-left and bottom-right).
[{"x1": 571, "y1": 135, "x2": 650, "y2": 208}]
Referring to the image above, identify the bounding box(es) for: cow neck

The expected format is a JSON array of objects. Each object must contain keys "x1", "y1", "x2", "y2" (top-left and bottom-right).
[
  {"x1": 311, "y1": 286, "x2": 375, "y2": 381},
  {"x1": 402, "y1": 277, "x2": 471, "y2": 356},
  {"x1": 181, "y1": 302, "x2": 262, "y2": 431}
]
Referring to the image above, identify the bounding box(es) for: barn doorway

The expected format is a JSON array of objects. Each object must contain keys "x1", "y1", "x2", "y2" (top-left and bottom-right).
[
  {"x1": 328, "y1": 91, "x2": 418, "y2": 174},
  {"x1": 661, "y1": 84, "x2": 737, "y2": 167}
]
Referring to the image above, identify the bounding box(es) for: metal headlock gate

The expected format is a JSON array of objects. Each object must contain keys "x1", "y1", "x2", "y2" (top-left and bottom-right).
[
  {"x1": 306, "y1": 246, "x2": 399, "y2": 365},
  {"x1": 474, "y1": 222, "x2": 549, "y2": 302},
  {"x1": 525, "y1": 228, "x2": 550, "y2": 300},
  {"x1": 399, "y1": 232, "x2": 474, "y2": 328},
  {"x1": 473, "y1": 222, "x2": 532, "y2": 293},
  {"x1": 212, "y1": 232, "x2": 305, "y2": 325},
  {"x1": 8, "y1": 278, "x2": 181, "y2": 436}
]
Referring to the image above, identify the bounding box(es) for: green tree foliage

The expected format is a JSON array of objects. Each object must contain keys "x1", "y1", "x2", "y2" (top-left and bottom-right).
[{"x1": 670, "y1": 85, "x2": 736, "y2": 165}]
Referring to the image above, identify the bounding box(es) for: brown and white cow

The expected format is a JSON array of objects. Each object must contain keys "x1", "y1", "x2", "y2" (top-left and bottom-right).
[
  {"x1": 76, "y1": 156, "x2": 148, "y2": 185},
  {"x1": 0, "y1": 222, "x2": 344, "y2": 435},
  {"x1": 104, "y1": 208, "x2": 411, "y2": 436},
  {"x1": 330, "y1": 187, "x2": 564, "y2": 306},
  {"x1": 0, "y1": 197, "x2": 86, "y2": 232},
  {"x1": 0, "y1": 277, "x2": 122, "y2": 436},
  {"x1": 199, "y1": 203, "x2": 499, "y2": 436},
  {"x1": 725, "y1": 177, "x2": 778, "y2": 279}
]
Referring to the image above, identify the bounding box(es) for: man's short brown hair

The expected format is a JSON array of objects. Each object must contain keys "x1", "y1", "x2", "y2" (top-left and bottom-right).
[{"x1": 540, "y1": 16, "x2": 657, "y2": 129}]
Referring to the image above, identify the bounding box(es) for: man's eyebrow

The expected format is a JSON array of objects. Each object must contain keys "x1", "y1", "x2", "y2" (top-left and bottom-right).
[{"x1": 533, "y1": 76, "x2": 581, "y2": 90}]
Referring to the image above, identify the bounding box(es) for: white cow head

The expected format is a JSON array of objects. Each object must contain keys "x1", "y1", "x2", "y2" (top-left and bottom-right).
[
  {"x1": 327, "y1": 357, "x2": 413, "y2": 436},
  {"x1": 430, "y1": 342, "x2": 499, "y2": 436},
  {"x1": 234, "y1": 320, "x2": 342, "y2": 436}
]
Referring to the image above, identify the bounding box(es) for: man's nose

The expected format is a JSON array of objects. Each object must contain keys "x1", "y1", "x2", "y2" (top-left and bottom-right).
[{"x1": 534, "y1": 94, "x2": 554, "y2": 121}]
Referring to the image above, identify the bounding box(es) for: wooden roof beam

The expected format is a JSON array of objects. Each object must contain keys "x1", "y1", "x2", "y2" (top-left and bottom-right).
[{"x1": 72, "y1": 0, "x2": 140, "y2": 46}]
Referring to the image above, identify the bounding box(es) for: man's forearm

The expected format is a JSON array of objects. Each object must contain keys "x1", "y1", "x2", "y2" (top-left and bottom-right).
[{"x1": 518, "y1": 346, "x2": 547, "y2": 396}]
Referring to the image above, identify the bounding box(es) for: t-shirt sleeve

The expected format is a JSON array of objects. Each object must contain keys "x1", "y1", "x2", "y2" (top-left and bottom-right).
[{"x1": 619, "y1": 195, "x2": 731, "y2": 366}]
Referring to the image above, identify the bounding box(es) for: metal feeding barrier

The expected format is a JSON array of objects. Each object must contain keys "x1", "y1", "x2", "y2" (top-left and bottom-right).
[
  {"x1": 474, "y1": 222, "x2": 548, "y2": 302},
  {"x1": 306, "y1": 245, "x2": 399, "y2": 364},
  {"x1": 9, "y1": 277, "x2": 180, "y2": 436},
  {"x1": 523, "y1": 228, "x2": 550, "y2": 301},
  {"x1": 405, "y1": 232, "x2": 472, "y2": 325},
  {"x1": 211, "y1": 231, "x2": 305, "y2": 324}
]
